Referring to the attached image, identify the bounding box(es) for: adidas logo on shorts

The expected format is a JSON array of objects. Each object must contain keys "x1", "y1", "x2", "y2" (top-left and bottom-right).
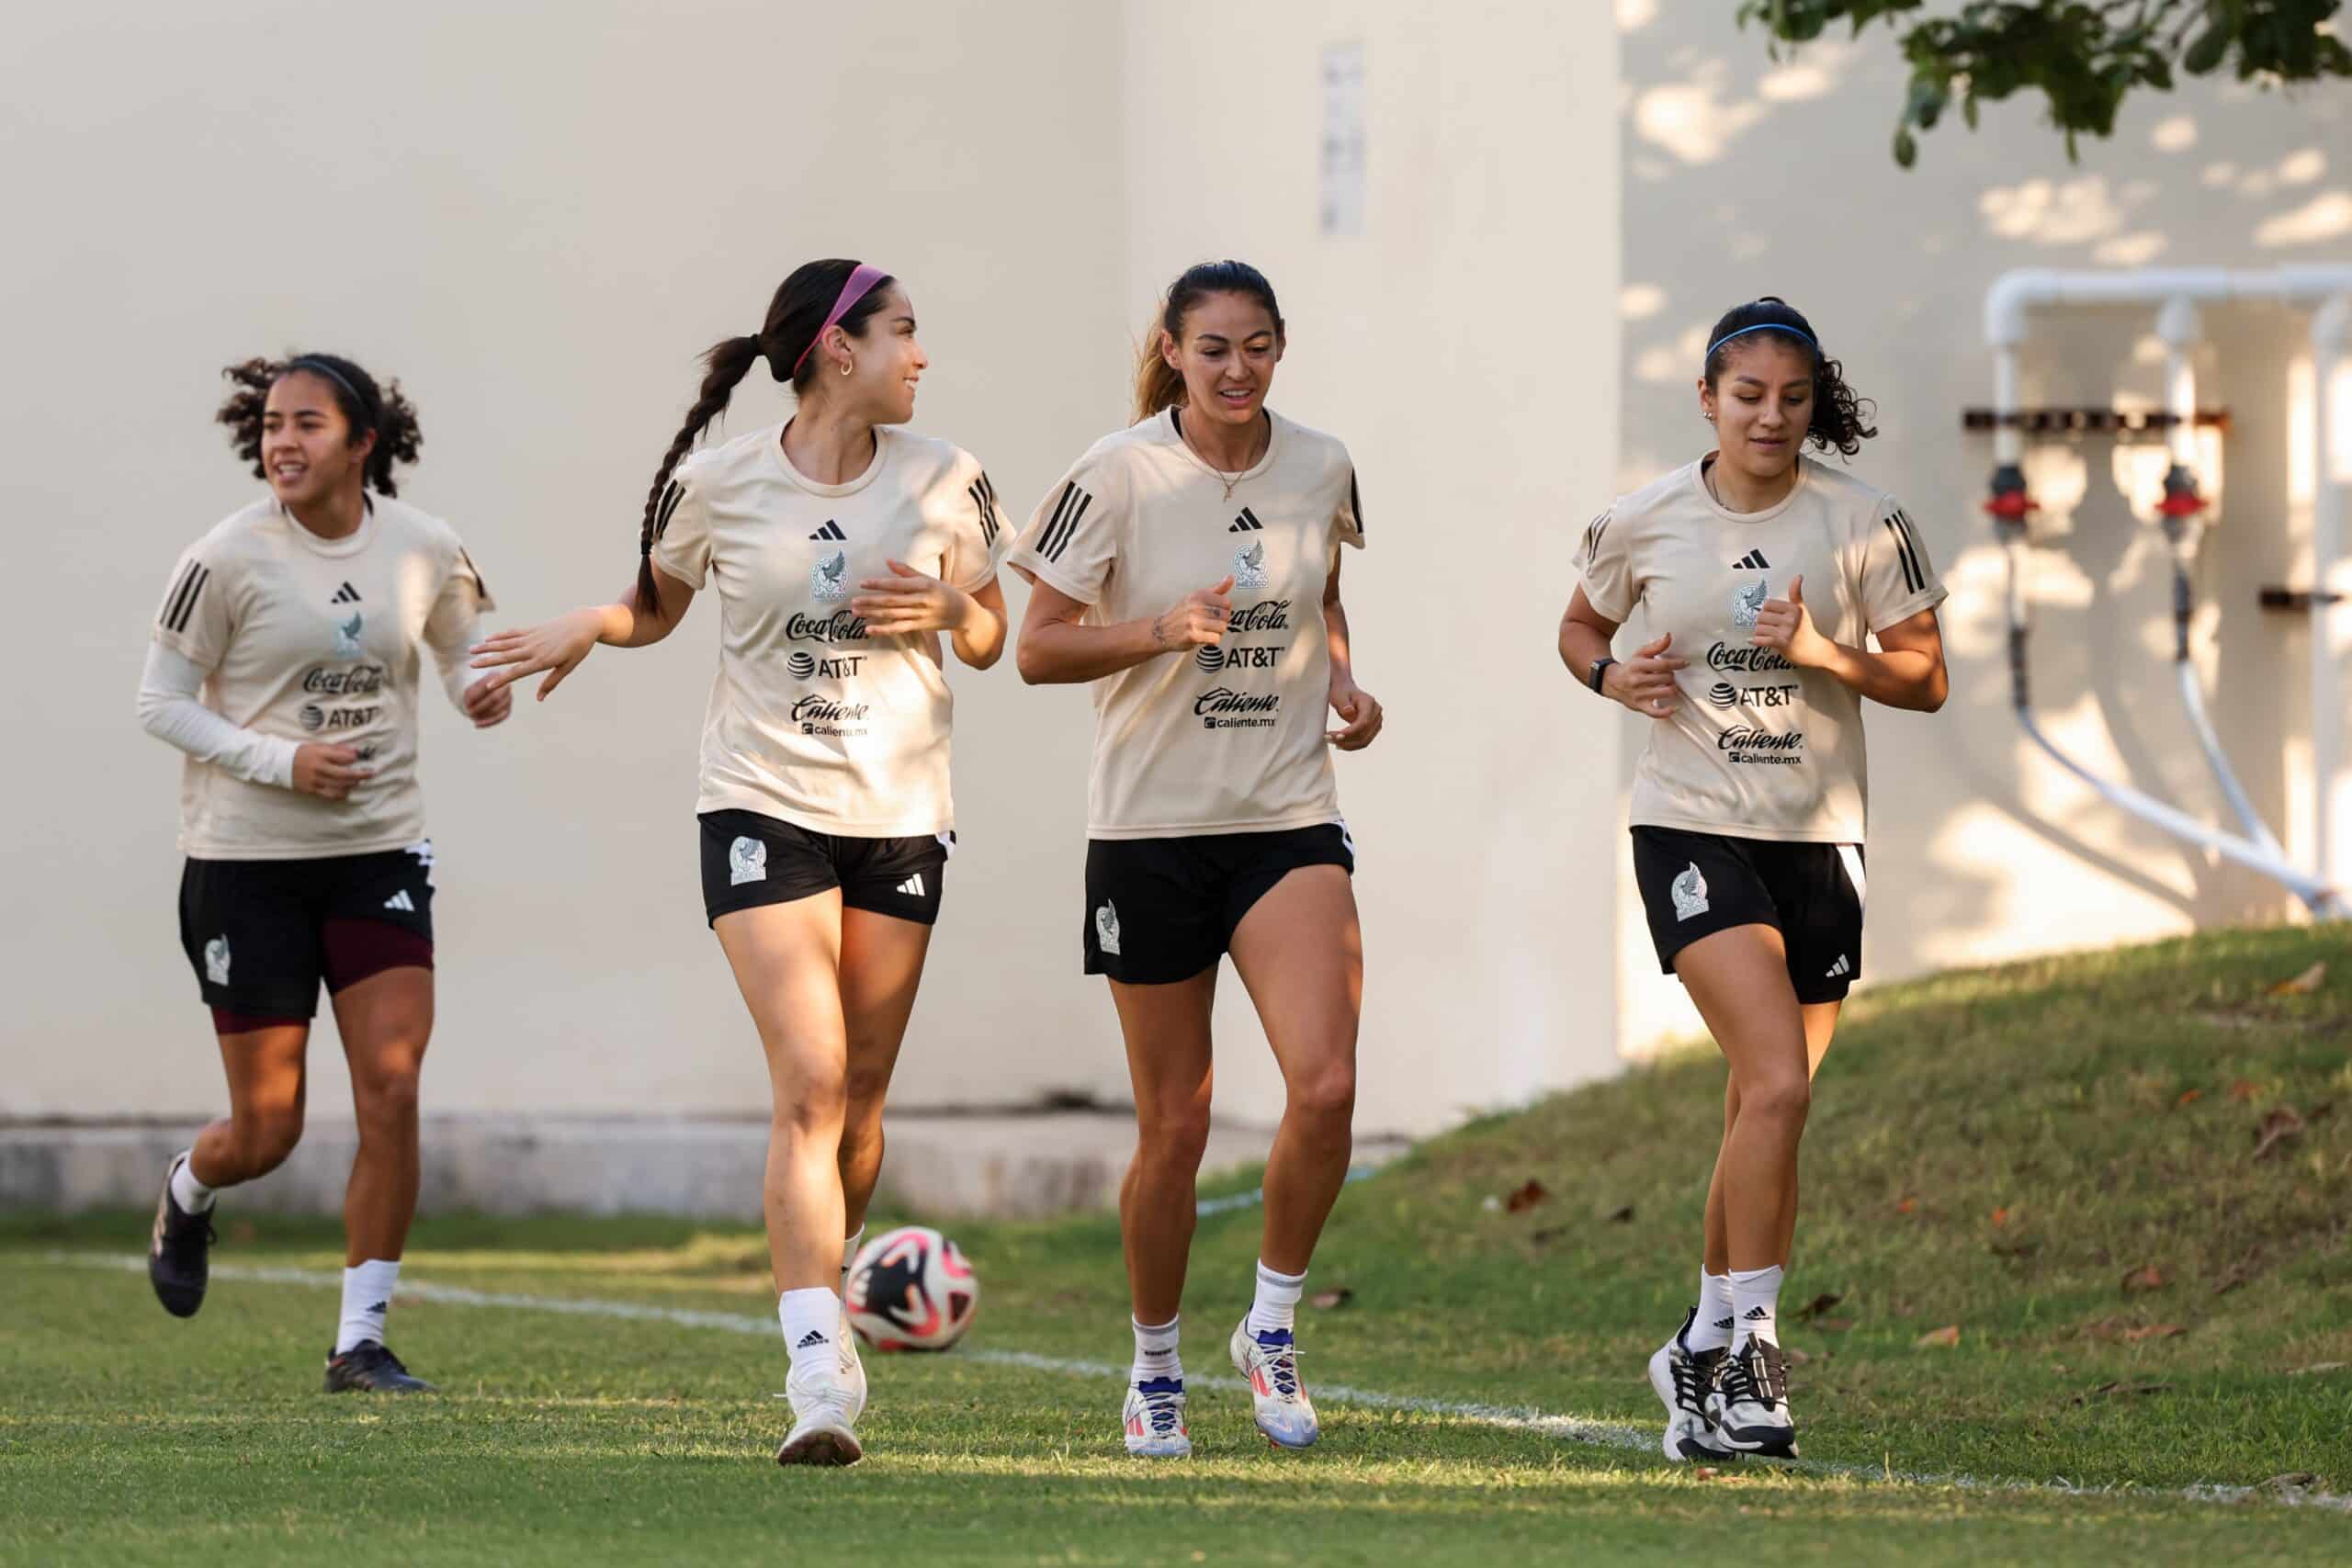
[
  {"x1": 897, "y1": 873, "x2": 926, "y2": 898},
  {"x1": 1825, "y1": 953, "x2": 1851, "y2": 978},
  {"x1": 383, "y1": 890, "x2": 416, "y2": 913}
]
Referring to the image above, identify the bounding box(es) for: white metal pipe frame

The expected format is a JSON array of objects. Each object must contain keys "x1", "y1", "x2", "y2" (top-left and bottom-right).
[{"x1": 1981, "y1": 265, "x2": 2352, "y2": 919}]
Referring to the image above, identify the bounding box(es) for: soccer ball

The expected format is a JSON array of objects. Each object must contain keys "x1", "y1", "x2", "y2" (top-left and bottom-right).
[{"x1": 845, "y1": 1224, "x2": 978, "y2": 1352}]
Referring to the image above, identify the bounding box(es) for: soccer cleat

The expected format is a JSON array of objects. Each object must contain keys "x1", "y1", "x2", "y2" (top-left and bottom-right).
[
  {"x1": 1707, "y1": 1335, "x2": 1798, "y2": 1458},
  {"x1": 1229, "y1": 1319, "x2": 1318, "y2": 1450},
  {"x1": 1122, "y1": 1376, "x2": 1192, "y2": 1459},
  {"x1": 775, "y1": 1359, "x2": 864, "y2": 1468},
  {"x1": 323, "y1": 1341, "x2": 435, "y2": 1393},
  {"x1": 837, "y1": 1308, "x2": 867, "y2": 1423},
  {"x1": 1646, "y1": 1306, "x2": 1737, "y2": 1462},
  {"x1": 147, "y1": 1156, "x2": 215, "y2": 1319}
]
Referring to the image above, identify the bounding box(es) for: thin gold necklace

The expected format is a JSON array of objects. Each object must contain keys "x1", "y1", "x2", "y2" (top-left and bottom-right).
[{"x1": 1177, "y1": 408, "x2": 1264, "y2": 501}]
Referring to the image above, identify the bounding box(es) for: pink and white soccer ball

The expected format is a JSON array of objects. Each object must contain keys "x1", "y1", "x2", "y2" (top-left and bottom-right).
[{"x1": 845, "y1": 1224, "x2": 978, "y2": 1352}]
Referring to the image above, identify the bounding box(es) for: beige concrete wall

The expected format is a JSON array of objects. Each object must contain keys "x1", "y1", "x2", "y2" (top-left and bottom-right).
[
  {"x1": 1614, "y1": 1, "x2": 2350, "y2": 1052},
  {"x1": 5, "y1": 0, "x2": 1625, "y2": 1139},
  {"x1": 1117, "y1": 0, "x2": 1626, "y2": 1128}
]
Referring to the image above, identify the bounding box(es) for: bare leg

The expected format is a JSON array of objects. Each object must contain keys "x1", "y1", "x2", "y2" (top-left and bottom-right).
[
  {"x1": 834, "y1": 907, "x2": 934, "y2": 1237},
  {"x1": 1702, "y1": 998, "x2": 1840, "y2": 1271},
  {"x1": 715, "y1": 895, "x2": 852, "y2": 1293},
  {"x1": 1108, "y1": 967, "x2": 1217, "y2": 1325},
  {"x1": 189, "y1": 1022, "x2": 311, "y2": 1188},
  {"x1": 1227, "y1": 866, "x2": 1363, "y2": 1276},
  {"x1": 1673, "y1": 926, "x2": 1809, "y2": 1274},
  {"x1": 333, "y1": 967, "x2": 435, "y2": 1265}
]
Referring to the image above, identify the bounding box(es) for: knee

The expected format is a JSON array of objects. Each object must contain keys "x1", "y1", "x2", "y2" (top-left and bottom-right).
[
  {"x1": 235, "y1": 1106, "x2": 304, "y2": 1172},
  {"x1": 775, "y1": 1072, "x2": 848, "y2": 1135},
  {"x1": 352, "y1": 1057, "x2": 423, "y2": 1134},
  {"x1": 1738, "y1": 1075, "x2": 1810, "y2": 1133},
  {"x1": 1136, "y1": 1105, "x2": 1213, "y2": 1170},
  {"x1": 1285, "y1": 1059, "x2": 1357, "y2": 1125},
  {"x1": 842, "y1": 1058, "x2": 894, "y2": 1119}
]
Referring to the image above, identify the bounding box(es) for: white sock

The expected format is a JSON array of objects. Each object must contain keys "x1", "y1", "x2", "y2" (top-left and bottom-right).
[
  {"x1": 1247, "y1": 1259, "x2": 1306, "y2": 1338},
  {"x1": 1729, "y1": 1264, "x2": 1785, "y2": 1350},
  {"x1": 335, "y1": 1259, "x2": 400, "y2": 1354},
  {"x1": 1131, "y1": 1315, "x2": 1182, "y2": 1384},
  {"x1": 1688, "y1": 1269, "x2": 1736, "y2": 1352},
  {"x1": 779, "y1": 1287, "x2": 842, "y2": 1379},
  {"x1": 169, "y1": 1150, "x2": 215, "y2": 1214},
  {"x1": 839, "y1": 1225, "x2": 865, "y2": 1299}
]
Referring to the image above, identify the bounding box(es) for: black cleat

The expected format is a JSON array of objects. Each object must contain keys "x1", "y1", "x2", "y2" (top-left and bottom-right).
[
  {"x1": 1707, "y1": 1335, "x2": 1799, "y2": 1458},
  {"x1": 147, "y1": 1156, "x2": 215, "y2": 1318},
  {"x1": 323, "y1": 1341, "x2": 435, "y2": 1393}
]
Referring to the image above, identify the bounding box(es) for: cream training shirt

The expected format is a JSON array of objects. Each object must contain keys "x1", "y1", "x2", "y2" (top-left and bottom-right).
[
  {"x1": 151, "y1": 495, "x2": 494, "y2": 860},
  {"x1": 1010, "y1": 408, "x2": 1364, "y2": 840},
  {"x1": 648, "y1": 422, "x2": 1012, "y2": 836},
  {"x1": 1576, "y1": 455, "x2": 1946, "y2": 843}
]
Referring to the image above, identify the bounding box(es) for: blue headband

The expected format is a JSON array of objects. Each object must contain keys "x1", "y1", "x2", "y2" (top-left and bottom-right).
[{"x1": 1706, "y1": 322, "x2": 1816, "y2": 362}]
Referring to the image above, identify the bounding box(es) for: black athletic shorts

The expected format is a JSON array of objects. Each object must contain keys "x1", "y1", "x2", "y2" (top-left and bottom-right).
[
  {"x1": 698, "y1": 809, "x2": 951, "y2": 927},
  {"x1": 1631, "y1": 826, "x2": 1865, "y2": 1005},
  {"x1": 177, "y1": 842, "x2": 437, "y2": 1021},
  {"x1": 1083, "y1": 822, "x2": 1355, "y2": 985}
]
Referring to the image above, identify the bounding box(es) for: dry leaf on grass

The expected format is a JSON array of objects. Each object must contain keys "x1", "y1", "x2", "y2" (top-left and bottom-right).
[
  {"x1": 2176, "y1": 1089, "x2": 2204, "y2": 1108},
  {"x1": 2253, "y1": 1106, "x2": 2306, "y2": 1161},
  {"x1": 1895, "y1": 1196, "x2": 1918, "y2": 1215},
  {"x1": 1793, "y1": 1292, "x2": 1845, "y2": 1322},
  {"x1": 1504, "y1": 1179, "x2": 1548, "y2": 1213},
  {"x1": 2267, "y1": 962, "x2": 2326, "y2": 997},
  {"x1": 2121, "y1": 1264, "x2": 2167, "y2": 1293},
  {"x1": 2120, "y1": 1324, "x2": 2188, "y2": 1342},
  {"x1": 1990, "y1": 1206, "x2": 2010, "y2": 1227},
  {"x1": 2288, "y1": 1362, "x2": 2347, "y2": 1377},
  {"x1": 1915, "y1": 1325, "x2": 1961, "y2": 1348},
  {"x1": 2228, "y1": 1079, "x2": 2261, "y2": 1102},
  {"x1": 1813, "y1": 1316, "x2": 1857, "y2": 1331},
  {"x1": 1308, "y1": 1288, "x2": 1353, "y2": 1311}
]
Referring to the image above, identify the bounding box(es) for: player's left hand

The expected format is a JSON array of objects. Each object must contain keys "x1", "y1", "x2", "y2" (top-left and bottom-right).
[
  {"x1": 1753, "y1": 575, "x2": 1834, "y2": 668},
  {"x1": 1327, "y1": 677, "x2": 1384, "y2": 750},
  {"x1": 461, "y1": 672, "x2": 513, "y2": 728},
  {"x1": 852, "y1": 560, "x2": 970, "y2": 636}
]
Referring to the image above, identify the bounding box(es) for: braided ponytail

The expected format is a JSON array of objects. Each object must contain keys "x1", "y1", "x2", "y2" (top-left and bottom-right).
[{"x1": 636, "y1": 334, "x2": 761, "y2": 615}]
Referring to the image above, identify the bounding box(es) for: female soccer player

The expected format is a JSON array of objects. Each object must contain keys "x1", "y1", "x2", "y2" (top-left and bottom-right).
[
  {"x1": 470, "y1": 260, "x2": 1011, "y2": 1467},
  {"x1": 1011, "y1": 260, "x2": 1382, "y2": 1458},
  {"x1": 1558, "y1": 297, "x2": 1947, "y2": 1460},
  {"x1": 141, "y1": 354, "x2": 507, "y2": 1393}
]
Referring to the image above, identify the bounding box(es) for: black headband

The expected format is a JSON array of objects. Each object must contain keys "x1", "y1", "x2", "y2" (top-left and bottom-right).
[{"x1": 283, "y1": 356, "x2": 377, "y2": 423}]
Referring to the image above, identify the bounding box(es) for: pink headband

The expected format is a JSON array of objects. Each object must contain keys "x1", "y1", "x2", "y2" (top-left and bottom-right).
[{"x1": 792, "y1": 263, "x2": 890, "y2": 376}]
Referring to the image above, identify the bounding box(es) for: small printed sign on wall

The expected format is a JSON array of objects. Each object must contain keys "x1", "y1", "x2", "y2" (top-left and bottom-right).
[{"x1": 1321, "y1": 41, "x2": 1365, "y2": 238}]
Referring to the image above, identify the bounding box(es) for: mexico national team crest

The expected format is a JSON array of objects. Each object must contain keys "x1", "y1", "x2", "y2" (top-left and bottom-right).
[
  {"x1": 1094, "y1": 900, "x2": 1123, "y2": 956},
  {"x1": 1670, "y1": 863, "x2": 1710, "y2": 922},
  {"x1": 1730, "y1": 578, "x2": 1768, "y2": 631},
  {"x1": 812, "y1": 549, "x2": 850, "y2": 604},
  {"x1": 1232, "y1": 539, "x2": 1269, "y2": 591},
  {"x1": 204, "y1": 935, "x2": 232, "y2": 987},
  {"x1": 333, "y1": 610, "x2": 365, "y2": 658},
  {"x1": 729, "y1": 836, "x2": 767, "y2": 886}
]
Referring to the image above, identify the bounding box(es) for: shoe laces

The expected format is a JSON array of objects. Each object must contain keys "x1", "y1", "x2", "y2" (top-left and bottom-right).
[
  {"x1": 1667, "y1": 1344, "x2": 1712, "y2": 1414},
  {"x1": 1133, "y1": 1380, "x2": 1185, "y2": 1436},
  {"x1": 1254, "y1": 1336, "x2": 1304, "y2": 1400},
  {"x1": 1724, "y1": 1339, "x2": 1788, "y2": 1409}
]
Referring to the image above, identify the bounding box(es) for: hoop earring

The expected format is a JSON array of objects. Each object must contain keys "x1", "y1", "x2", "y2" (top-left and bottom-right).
[{"x1": 839, "y1": 359, "x2": 853, "y2": 378}]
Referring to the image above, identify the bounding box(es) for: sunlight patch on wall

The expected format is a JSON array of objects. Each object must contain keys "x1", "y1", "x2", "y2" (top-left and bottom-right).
[
  {"x1": 2150, "y1": 115, "x2": 2198, "y2": 153},
  {"x1": 1634, "y1": 66, "x2": 1766, "y2": 164},
  {"x1": 2256, "y1": 192, "x2": 2352, "y2": 247}
]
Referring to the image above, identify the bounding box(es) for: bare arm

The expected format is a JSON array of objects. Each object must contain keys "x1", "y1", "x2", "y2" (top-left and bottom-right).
[
  {"x1": 1752, "y1": 577, "x2": 1946, "y2": 713},
  {"x1": 851, "y1": 562, "x2": 1008, "y2": 671},
  {"x1": 1012, "y1": 570, "x2": 1233, "y2": 686},
  {"x1": 1322, "y1": 551, "x2": 1383, "y2": 750},
  {"x1": 469, "y1": 569, "x2": 698, "y2": 702},
  {"x1": 1558, "y1": 584, "x2": 1687, "y2": 719}
]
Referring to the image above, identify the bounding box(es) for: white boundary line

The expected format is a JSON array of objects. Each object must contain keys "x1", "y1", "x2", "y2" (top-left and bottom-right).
[{"x1": 38, "y1": 1251, "x2": 2346, "y2": 1513}]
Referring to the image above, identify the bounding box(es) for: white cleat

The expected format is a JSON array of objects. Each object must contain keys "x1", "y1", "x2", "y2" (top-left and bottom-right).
[
  {"x1": 1706, "y1": 1336, "x2": 1798, "y2": 1459},
  {"x1": 837, "y1": 1308, "x2": 867, "y2": 1424},
  {"x1": 1647, "y1": 1306, "x2": 1737, "y2": 1463},
  {"x1": 1122, "y1": 1375, "x2": 1192, "y2": 1458},
  {"x1": 1229, "y1": 1319, "x2": 1319, "y2": 1450},
  {"x1": 775, "y1": 1359, "x2": 864, "y2": 1468}
]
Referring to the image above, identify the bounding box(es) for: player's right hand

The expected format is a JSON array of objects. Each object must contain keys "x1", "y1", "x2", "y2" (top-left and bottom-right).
[
  {"x1": 1609, "y1": 632, "x2": 1687, "y2": 720},
  {"x1": 471, "y1": 608, "x2": 603, "y2": 701},
  {"x1": 292, "y1": 742, "x2": 371, "y2": 800},
  {"x1": 1154, "y1": 575, "x2": 1235, "y2": 651}
]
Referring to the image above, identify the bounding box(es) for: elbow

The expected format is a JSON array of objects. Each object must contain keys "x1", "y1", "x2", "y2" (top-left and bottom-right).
[
  {"x1": 1917, "y1": 668, "x2": 1951, "y2": 713},
  {"x1": 1014, "y1": 638, "x2": 1047, "y2": 685}
]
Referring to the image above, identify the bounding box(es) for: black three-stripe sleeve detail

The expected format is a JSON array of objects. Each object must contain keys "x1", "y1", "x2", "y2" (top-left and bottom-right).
[
  {"x1": 163, "y1": 561, "x2": 210, "y2": 634},
  {"x1": 1580, "y1": 512, "x2": 1611, "y2": 563},
  {"x1": 1348, "y1": 471, "x2": 1363, "y2": 537},
  {"x1": 1040, "y1": 481, "x2": 1092, "y2": 563},
  {"x1": 1883, "y1": 510, "x2": 1924, "y2": 593},
  {"x1": 969, "y1": 476, "x2": 1001, "y2": 547},
  {"x1": 458, "y1": 547, "x2": 491, "y2": 604},
  {"x1": 653, "y1": 479, "x2": 685, "y2": 542}
]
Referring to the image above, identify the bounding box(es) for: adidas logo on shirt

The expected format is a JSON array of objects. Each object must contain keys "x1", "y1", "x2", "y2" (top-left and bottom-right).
[
  {"x1": 1228, "y1": 508, "x2": 1264, "y2": 533},
  {"x1": 383, "y1": 890, "x2": 416, "y2": 913},
  {"x1": 332, "y1": 581, "x2": 363, "y2": 604},
  {"x1": 897, "y1": 873, "x2": 926, "y2": 898},
  {"x1": 808, "y1": 521, "x2": 847, "y2": 542},
  {"x1": 1826, "y1": 953, "x2": 1851, "y2": 978},
  {"x1": 1732, "y1": 549, "x2": 1770, "y2": 570}
]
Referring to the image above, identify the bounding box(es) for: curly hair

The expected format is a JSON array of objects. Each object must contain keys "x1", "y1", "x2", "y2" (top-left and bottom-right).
[
  {"x1": 1702, "y1": 297, "x2": 1876, "y2": 457},
  {"x1": 216, "y1": 353, "x2": 422, "y2": 496}
]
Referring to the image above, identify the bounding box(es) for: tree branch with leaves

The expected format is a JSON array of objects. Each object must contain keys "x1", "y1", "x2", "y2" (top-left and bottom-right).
[{"x1": 1736, "y1": 1, "x2": 2351, "y2": 165}]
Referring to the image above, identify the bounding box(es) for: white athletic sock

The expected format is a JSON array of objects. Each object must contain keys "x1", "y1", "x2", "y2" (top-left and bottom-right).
[
  {"x1": 169, "y1": 1150, "x2": 215, "y2": 1214},
  {"x1": 1688, "y1": 1269, "x2": 1736, "y2": 1352},
  {"x1": 1729, "y1": 1265, "x2": 1785, "y2": 1350},
  {"x1": 1131, "y1": 1315, "x2": 1182, "y2": 1383},
  {"x1": 779, "y1": 1287, "x2": 842, "y2": 1380},
  {"x1": 839, "y1": 1225, "x2": 865, "y2": 1299},
  {"x1": 335, "y1": 1259, "x2": 400, "y2": 1354},
  {"x1": 1247, "y1": 1259, "x2": 1307, "y2": 1338}
]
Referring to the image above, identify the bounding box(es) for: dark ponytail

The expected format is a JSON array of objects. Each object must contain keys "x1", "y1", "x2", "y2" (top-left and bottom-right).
[
  {"x1": 635, "y1": 259, "x2": 894, "y2": 614},
  {"x1": 1701, "y1": 296, "x2": 1877, "y2": 457},
  {"x1": 1134, "y1": 259, "x2": 1285, "y2": 424},
  {"x1": 216, "y1": 353, "x2": 423, "y2": 497}
]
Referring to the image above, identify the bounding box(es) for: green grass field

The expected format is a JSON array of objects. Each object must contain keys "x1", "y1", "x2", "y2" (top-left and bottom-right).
[{"x1": 6, "y1": 925, "x2": 2348, "y2": 1564}]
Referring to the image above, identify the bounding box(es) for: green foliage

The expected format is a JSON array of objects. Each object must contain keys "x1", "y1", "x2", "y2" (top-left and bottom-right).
[{"x1": 1736, "y1": 1, "x2": 2352, "y2": 164}]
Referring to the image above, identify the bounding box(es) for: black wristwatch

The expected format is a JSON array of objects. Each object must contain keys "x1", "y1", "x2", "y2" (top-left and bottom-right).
[{"x1": 1587, "y1": 656, "x2": 1617, "y2": 694}]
